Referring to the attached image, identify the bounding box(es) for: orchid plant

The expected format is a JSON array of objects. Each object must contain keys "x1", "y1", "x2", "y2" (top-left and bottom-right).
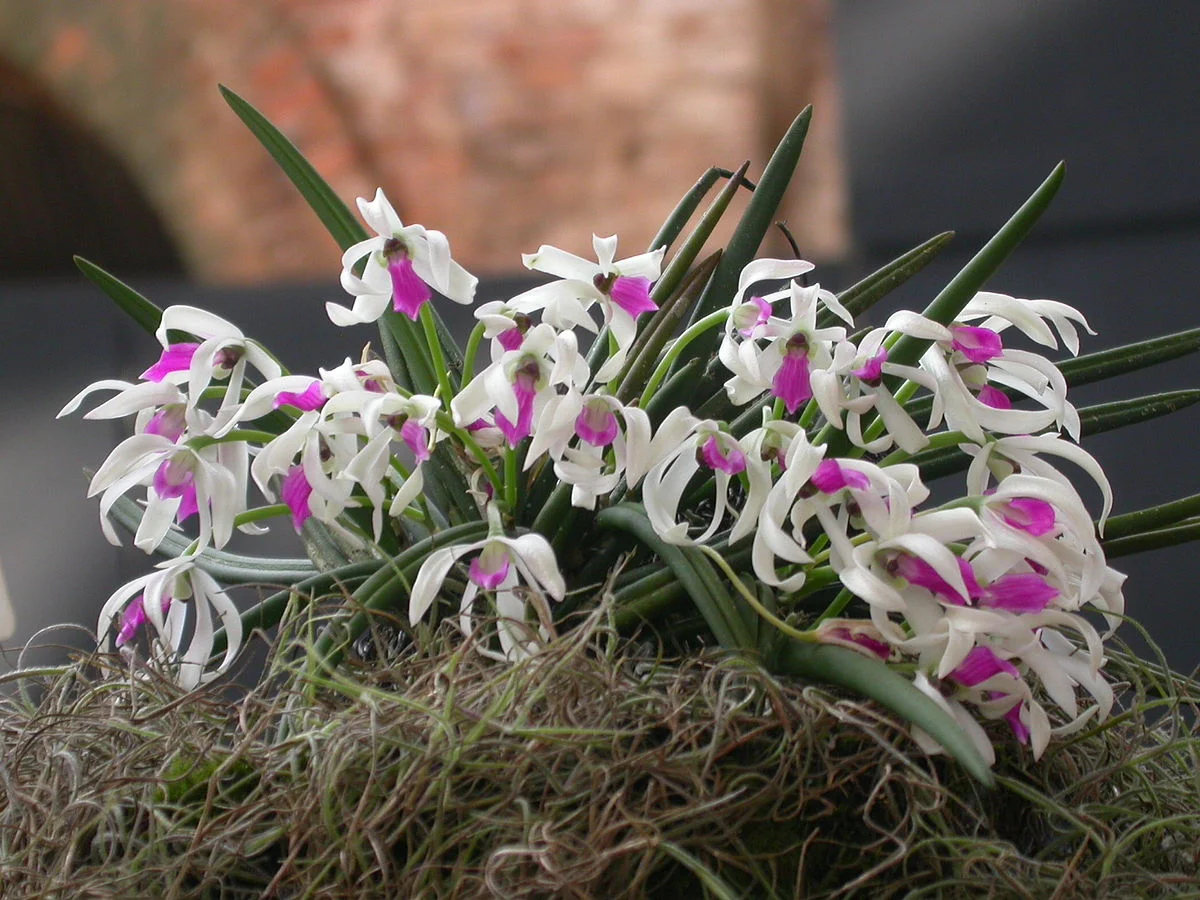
[{"x1": 61, "y1": 89, "x2": 1200, "y2": 783}]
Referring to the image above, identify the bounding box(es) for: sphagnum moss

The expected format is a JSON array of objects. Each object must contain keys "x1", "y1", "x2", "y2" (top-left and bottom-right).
[{"x1": 1, "y1": 613, "x2": 1197, "y2": 899}]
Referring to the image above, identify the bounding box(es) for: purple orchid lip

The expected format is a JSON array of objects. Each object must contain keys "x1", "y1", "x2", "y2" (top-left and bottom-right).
[
  {"x1": 978, "y1": 572, "x2": 1059, "y2": 613},
  {"x1": 608, "y1": 275, "x2": 658, "y2": 318},
  {"x1": 274, "y1": 382, "x2": 327, "y2": 412},
  {"x1": 699, "y1": 435, "x2": 746, "y2": 475},
  {"x1": 949, "y1": 324, "x2": 1003, "y2": 364},
  {"x1": 142, "y1": 343, "x2": 200, "y2": 382},
  {"x1": 889, "y1": 553, "x2": 981, "y2": 606},
  {"x1": 469, "y1": 554, "x2": 510, "y2": 590},
  {"x1": 281, "y1": 464, "x2": 314, "y2": 532},
  {"x1": 734, "y1": 296, "x2": 772, "y2": 336},
  {"x1": 811, "y1": 458, "x2": 871, "y2": 494},
  {"x1": 852, "y1": 348, "x2": 887, "y2": 385},
  {"x1": 996, "y1": 497, "x2": 1057, "y2": 536},
  {"x1": 772, "y1": 340, "x2": 812, "y2": 414},
  {"x1": 386, "y1": 252, "x2": 432, "y2": 320},
  {"x1": 116, "y1": 592, "x2": 173, "y2": 647},
  {"x1": 575, "y1": 403, "x2": 619, "y2": 447},
  {"x1": 977, "y1": 384, "x2": 1013, "y2": 410},
  {"x1": 498, "y1": 328, "x2": 524, "y2": 352},
  {"x1": 949, "y1": 645, "x2": 1020, "y2": 688},
  {"x1": 399, "y1": 418, "x2": 431, "y2": 463}
]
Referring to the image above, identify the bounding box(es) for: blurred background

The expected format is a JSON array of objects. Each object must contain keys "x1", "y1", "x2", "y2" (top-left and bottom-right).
[{"x1": 1, "y1": 0, "x2": 1196, "y2": 669}]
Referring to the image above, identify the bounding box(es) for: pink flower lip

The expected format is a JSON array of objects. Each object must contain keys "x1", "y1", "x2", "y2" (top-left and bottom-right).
[
  {"x1": 145, "y1": 404, "x2": 187, "y2": 442},
  {"x1": 274, "y1": 382, "x2": 327, "y2": 412},
  {"x1": 116, "y1": 592, "x2": 173, "y2": 647},
  {"x1": 734, "y1": 296, "x2": 772, "y2": 336},
  {"x1": 852, "y1": 348, "x2": 887, "y2": 386},
  {"x1": 384, "y1": 244, "x2": 432, "y2": 320},
  {"x1": 977, "y1": 384, "x2": 1013, "y2": 410},
  {"x1": 497, "y1": 328, "x2": 524, "y2": 352},
  {"x1": 607, "y1": 275, "x2": 658, "y2": 318},
  {"x1": 978, "y1": 572, "x2": 1059, "y2": 614},
  {"x1": 469, "y1": 554, "x2": 510, "y2": 591},
  {"x1": 142, "y1": 343, "x2": 200, "y2": 382},
  {"x1": 772, "y1": 349, "x2": 813, "y2": 414},
  {"x1": 950, "y1": 324, "x2": 1003, "y2": 364},
  {"x1": 997, "y1": 497, "x2": 1057, "y2": 536},
  {"x1": 575, "y1": 402, "x2": 619, "y2": 447},
  {"x1": 399, "y1": 418, "x2": 431, "y2": 463},
  {"x1": 949, "y1": 645, "x2": 1020, "y2": 688},
  {"x1": 281, "y1": 464, "x2": 314, "y2": 532},
  {"x1": 810, "y1": 458, "x2": 871, "y2": 494},
  {"x1": 889, "y1": 553, "x2": 981, "y2": 606},
  {"x1": 699, "y1": 435, "x2": 746, "y2": 475}
]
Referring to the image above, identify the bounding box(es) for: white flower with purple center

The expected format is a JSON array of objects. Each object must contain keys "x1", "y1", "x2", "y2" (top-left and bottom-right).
[
  {"x1": 409, "y1": 515, "x2": 566, "y2": 661},
  {"x1": 510, "y1": 234, "x2": 665, "y2": 382},
  {"x1": 451, "y1": 324, "x2": 586, "y2": 448},
  {"x1": 642, "y1": 420, "x2": 752, "y2": 546},
  {"x1": 88, "y1": 429, "x2": 245, "y2": 554},
  {"x1": 327, "y1": 188, "x2": 478, "y2": 326},
  {"x1": 147, "y1": 306, "x2": 283, "y2": 432},
  {"x1": 98, "y1": 558, "x2": 242, "y2": 690},
  {"x1": 719, "y1": 279, "x2": 851, "y2": 414}
]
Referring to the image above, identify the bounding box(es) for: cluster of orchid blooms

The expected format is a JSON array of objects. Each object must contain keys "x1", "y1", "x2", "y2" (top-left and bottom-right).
[{"x1": 63, "y1": 187, "x2": 1126, "y2": 765}]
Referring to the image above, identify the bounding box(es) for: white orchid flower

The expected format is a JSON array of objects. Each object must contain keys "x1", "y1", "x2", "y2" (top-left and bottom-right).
[
  {"x1": 151, "y1": 306, "x2": 283, "y2": 432},
  {"x1": 327, "y1": 188, "x2": 477, "y2": 326},
  {"x1": 511, "y1": 234, "x2": 665, "y2": 383},
  {"x1": 98, "y1": 558, "x2": 242, "y2": 690},
  {"x1": 88, "y1": 427, "x2": 245, "y2": 554},
  {"x1": 408, "y1": 511, "x2": 566, "y2": 661}
]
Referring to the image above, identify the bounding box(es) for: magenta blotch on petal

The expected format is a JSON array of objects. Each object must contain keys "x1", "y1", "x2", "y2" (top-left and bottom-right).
[
  {"x1": 115, "y1": 592, "x2": 173, "y2": 647},
  {"x1": 145, "y1": 404, "x2": 187, "y2": 442},
  {"x1": 275, "y1": 382, "x2": 327, "y2": 412},
  {"x1": 733, "y1": 296, "x2": 772, "y2": 336},
  {"x1": 469, "y1": 544, "x2": 511, "y2": 590},
  {"x1": 498, "y1": 328, "x2": 524, "y2": 352},
  {"x1": 998, "y1": 497, "x2": 1057, "y2": 536},
  {"x1": 142, "y1": 343, "x2": 200, "y2": 382},
  {"x1": 699, "y1": 435, "x2": 746, "y2": 475},
  {"x1": 949, "y1": 645, "x2": 1020, "y2": 687},
  {"x1": 399, "y1": 418, "x2": 431, "y2": 463},
  {"x1": 387, "y1": 253, "x2": 432, "y2": 320},
  {"x1": 575, "y1": 401, "x2": 618, "y2": 447},
  {"x1": 772, "y1": 351, "x2": 812, "y2": 414},
  {"x1": 608, "y1": 275, "x2": 657, "y2": 318},
  {"x1": 979, "y1": 572, "x2": 1059, "y2": 613},
  {"x1": 950, "y1": 325, "x2": 1003, "y2": 364},
  {"x1": 281, "y1": 464, "x2": 314, "y2": 532},
  {"x1": 977, "y1": 384, "x2": 1013, "y2": 410},
  {"x1": 852, "y1": 348, "x2": 887, "y2": 386},
  {"x1": 1002, "y1": 698, "x2": 1032, "y2": 744},
  {"x1": 811, "y1": 458, "x2": 871, "y2": 494},
  {"x1": 890, "y1": 553, "x2": 981, "y2": 606}
]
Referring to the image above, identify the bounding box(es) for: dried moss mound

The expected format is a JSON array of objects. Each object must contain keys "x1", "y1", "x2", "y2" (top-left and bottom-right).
[{"x1": 1, "y1": 616, "x2": 1197, "y2": 898}]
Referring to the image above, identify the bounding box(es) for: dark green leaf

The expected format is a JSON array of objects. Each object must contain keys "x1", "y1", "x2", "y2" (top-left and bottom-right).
[
  {"x1": 773, "y1": 638, "x2": 994, "y2": 786},
  {"x1": 827, "y1": 231, "x2": 955, "y2": 326},
  {"x1": 1104, "y1": 493, "x2": 1200, "y2": 540},
  {"x1": 1103, "y1": 519, "x2": 1200, "y2": 558},
  {"x1": 74, "y1": 256, "x2": 163, "y2": 337}
]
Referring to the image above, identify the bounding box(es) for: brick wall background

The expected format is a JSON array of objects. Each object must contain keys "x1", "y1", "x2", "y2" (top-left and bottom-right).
[{"x1": 0, "y1": 0, "x2": 848, "y2": 282}]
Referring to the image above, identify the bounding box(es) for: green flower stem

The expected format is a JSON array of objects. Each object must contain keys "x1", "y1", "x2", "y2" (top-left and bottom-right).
[
  {"x1": 640, "y1": 310, "x2": 729, "y2": 408},
  {"x1": 504, "y1": 446, "x2": 519, "y2": 513},
  {"x1": 699, "y1": 545, "x2": 815, "y2": 642},
  {"x1": 233, "y1": 504, "x2": 290, "y2": 528},
  {"x1": 434, "y1": 411, "x2": 501, "y2": 494},
  {"x1": 420, "y1": 303, "x2": 457, "y2": 399},
  {"x1": 460, "y1": 321, "x2": 487, "y2": 386},
  {"x1": 812, "y1": 587, "x2": 854, "y2": 625},
  {"x1": 1103, "y1": 493, "x2": 1200, "y2": 540}
]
